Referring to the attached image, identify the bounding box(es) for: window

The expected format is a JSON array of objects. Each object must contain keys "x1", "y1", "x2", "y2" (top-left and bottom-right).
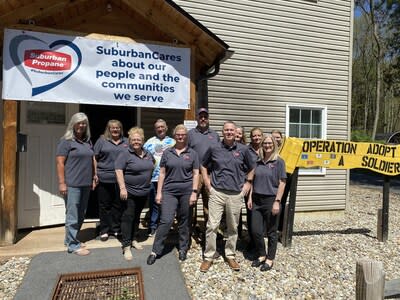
[
  {"x1": 27, "y1": 101, "x2": 65, "y2": 124},
  {"x1": 286, "y1": 104, "x2": 327, "y2": 175}
]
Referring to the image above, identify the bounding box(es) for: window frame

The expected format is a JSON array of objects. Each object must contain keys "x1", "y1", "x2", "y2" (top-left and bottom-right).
[{"x1": 285, "y1": 104, "x2": 327, "y2": 175}]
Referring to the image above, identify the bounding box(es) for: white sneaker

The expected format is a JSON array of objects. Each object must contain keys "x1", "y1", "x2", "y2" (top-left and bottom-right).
[
  {"x1": 123, "y1": 246, "x2": 133, "y2": 261},
  {"x1": 132, "y1": 240, "x2": 143, "y2": 250}
]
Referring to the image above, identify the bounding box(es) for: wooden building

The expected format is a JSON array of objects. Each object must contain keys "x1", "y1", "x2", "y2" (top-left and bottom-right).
[
  {"x1": 0, "y1": 0, "x2": 354, "y2": 246},
  {"x1": 0, "y1": 0, "x2": 230, "y2": 245}
]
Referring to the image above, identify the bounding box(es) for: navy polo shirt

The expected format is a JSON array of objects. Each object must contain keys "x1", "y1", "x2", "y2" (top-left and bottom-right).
[
  {"x1": 253, "y1": 157, "x2": 286, "y2": 196},
  {"x1": 202, "y1": 141, "x2": 255, "y2": 192},
  {"x1": 94, "y1": 137, "x2": 129, "y2": 183},
  {"x1": 160, "y1": 147, "x2": 199, "y2": 194},
  {"x1": 114, "y1": 147, "x2": 154, "y2": 196},
  {"x1": 56, "y1": 138, "x2": 94, "y2": 187},
  {"x1": 248, "y1": 145, "x2": 259, "y2": 165},
  {"x1": 188, "y1": 126, "x2": 220, "y2": 163}
]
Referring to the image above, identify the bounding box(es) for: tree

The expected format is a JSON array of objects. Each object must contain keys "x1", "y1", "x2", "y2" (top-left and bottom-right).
[{"x1": 353, "y1": 0, "x2": 400, "y2": 140}]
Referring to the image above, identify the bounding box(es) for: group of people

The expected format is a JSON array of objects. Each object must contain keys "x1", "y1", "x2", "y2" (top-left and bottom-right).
[{"x1": 56, "y1": 108, "x2": 287, "y2": 273}]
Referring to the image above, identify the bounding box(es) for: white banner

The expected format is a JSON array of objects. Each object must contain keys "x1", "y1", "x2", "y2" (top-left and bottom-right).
[{"x1": 2, "y1": 29, "x2": 191, "y2": 109}]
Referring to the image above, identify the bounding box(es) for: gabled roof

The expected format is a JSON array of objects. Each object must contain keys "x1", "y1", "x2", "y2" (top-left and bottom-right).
[{"x1": 0, "y1": 0, "x2": 229, "y2": 77}]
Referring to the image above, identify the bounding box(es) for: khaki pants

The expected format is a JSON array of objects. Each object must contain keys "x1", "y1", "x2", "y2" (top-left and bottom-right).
[{"x1": 204, "y1": 187, "x2": 243, "y2": 260}]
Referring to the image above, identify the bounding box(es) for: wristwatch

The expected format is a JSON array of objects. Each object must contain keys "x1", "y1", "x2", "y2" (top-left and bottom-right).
[
  {"x1": 245, "y1": 178, "x2": 253, "y2": 183},
  {"x1": 192, "y1": 189, "x2": 198, "y2": 193}
]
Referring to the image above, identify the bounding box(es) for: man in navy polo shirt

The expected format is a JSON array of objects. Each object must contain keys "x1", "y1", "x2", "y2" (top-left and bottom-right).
[
  {"x1": 187, "y1": 108, "x2": 220, "y2": 229},
  {"x1": 199, "y1": 121, "x2": 255, "y2": 272}
]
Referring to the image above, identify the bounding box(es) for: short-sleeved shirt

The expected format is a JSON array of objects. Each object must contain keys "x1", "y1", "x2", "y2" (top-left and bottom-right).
[
  {"x1": 202, "y1": 141, "x2": 256, "y2": 192},
  {"x1": 94, "y1": 136, "x2": 129, "y2": 183},
  {"x1": 115, "y1": 147, "x2": 154, "y2": 196},
  {"x1": 143, "y1": 136, "x2": 175, "y2": 182},
  {"x1": 253, "y1": 157, "x2": 287, "y2": 196},
  {"x1": 248, "y1": 145, "x2": 259, "y2": 165},
  {"x1": 56, "y1": 138, "x2": 94, "y2": 187},
  {"x1": 188, "y1": 126, "x2": 220, "y2": 163},
  {"x1": 160, "y1": 147, "x2": 199, "y2": 194}
]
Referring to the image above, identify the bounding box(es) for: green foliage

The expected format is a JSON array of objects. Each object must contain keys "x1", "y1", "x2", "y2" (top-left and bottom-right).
[
  {"x1": 351, "y1": 130, "x2": 374, "y2": 142},
  {"x1": 352, "y1": 1, "x2": 400, "y2": 135}
]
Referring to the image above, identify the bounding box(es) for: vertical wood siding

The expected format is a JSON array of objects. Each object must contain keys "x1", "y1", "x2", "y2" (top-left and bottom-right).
[{"x1": 174, "y1": 0, "x2": 353, "y2": 211}]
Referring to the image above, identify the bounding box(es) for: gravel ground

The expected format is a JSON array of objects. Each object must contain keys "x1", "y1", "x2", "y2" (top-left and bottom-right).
[{"x1": 1, "y1": 184, "x2": 400, "y2": 299}]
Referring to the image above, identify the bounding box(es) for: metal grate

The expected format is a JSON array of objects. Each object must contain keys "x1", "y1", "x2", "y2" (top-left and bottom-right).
[{"x1": 51, "y1": 267, "x2": 144, "y2": 300}]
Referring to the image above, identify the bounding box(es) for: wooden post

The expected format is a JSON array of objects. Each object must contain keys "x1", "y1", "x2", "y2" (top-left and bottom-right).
[
  {"x1": 378, "y1": 175, "x2": 390, "y2": 242},
  {"x1": 184, "y1": 46, "x2": 196, "y2": 121},
  {"x1": 356, "y1": 259, "x2": 385, "y2": 300},
  {"x1": 281, "y1": 167, "x2": 299, "y2": 248},
  {"x1": 0, "y1": 100, "x2": 18, "y2": 246},
  {"x1": 377, "y1": 208, "x2": 383, "y2": 241}
]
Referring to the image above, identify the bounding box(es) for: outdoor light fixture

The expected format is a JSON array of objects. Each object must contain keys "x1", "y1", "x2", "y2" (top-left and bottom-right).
[{"x1": 106, "y1": 3, "x2": 112, "y2": 12}]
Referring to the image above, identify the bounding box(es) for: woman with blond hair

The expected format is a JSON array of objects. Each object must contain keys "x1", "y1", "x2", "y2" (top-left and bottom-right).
[
  {"x1": 147, "y1": 124, "x2": 199, "y2": 265},
  {"x1": 115, "y1": 127, "x2": 155, "y2": 260},
  {"x1": 94, "y1": 120, "x2": 128, "y2": 241},
  {"x1": 56, "y1": 112, "x2": 96, "y2": 256},
  {"x1": 247, "y1": 133, "x2": 286, "y2": 271}
]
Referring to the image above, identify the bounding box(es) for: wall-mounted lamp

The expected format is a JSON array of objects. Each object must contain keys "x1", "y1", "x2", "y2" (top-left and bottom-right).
[{"x1": 106, "y1": 3, "x2": 112, "y2": 12}]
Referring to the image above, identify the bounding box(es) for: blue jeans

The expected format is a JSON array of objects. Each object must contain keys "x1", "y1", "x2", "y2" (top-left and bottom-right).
[
  {"x1": 64, "y1": 186, "x2": 90, "y2": 253},
  {"x1": 149, "y1": 182, "x2": 160, "y2": 230}
]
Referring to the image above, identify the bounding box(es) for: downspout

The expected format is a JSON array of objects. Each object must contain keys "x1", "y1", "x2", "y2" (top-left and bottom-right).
[{"x1": 196, "y1": 50, "x2": 234, "y2": 109}]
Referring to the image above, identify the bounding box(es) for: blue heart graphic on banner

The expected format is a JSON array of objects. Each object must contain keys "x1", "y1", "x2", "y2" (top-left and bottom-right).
[{"x1": 9, "y1": 35, "x2": 82, "y2": 96}]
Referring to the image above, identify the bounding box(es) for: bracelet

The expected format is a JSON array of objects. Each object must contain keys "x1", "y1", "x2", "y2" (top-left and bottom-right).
[
  {"x1": 245, "y1": 178, "x2": 253, "y2": 183},
  {"x1": 192, "y1": 189, "x2": 198, "y2": 193},
  {"x1": 275, "y1": 199, "x2": 281, "y2": 203}
]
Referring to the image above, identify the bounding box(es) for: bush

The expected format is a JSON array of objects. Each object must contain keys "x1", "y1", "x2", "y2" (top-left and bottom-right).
[
  {"x1": 351, "y1": 130, "x2": 373, "y2": 142},
  {"x1": 351, "y1": 130, "x2": 386, "y2": 143}
]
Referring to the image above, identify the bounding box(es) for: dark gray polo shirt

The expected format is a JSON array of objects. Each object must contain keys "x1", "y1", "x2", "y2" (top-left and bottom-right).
[
  {"x1": 160, "y1": 147, "x2": 199, "y2": 194},
  {"x1": 114, "y1": 147, "x2": 154, "y2": 196},
  {"x1": 56, "y1": 138, "x2": 94, "y2": 187},
  {"x1": 94, "y1": 137, "x2": 129, "y2": 183},
  {"x1": 188, "y1": 126, "x2": 220, "y2": 163},
  {"x1": 248, "y1": 145, "x2": 259, "y2": 165},
  {"x1": 202, "y1": 141, "x2": 255, "y2": 192},
  {"x1": 253, "y1": 157, "x2": 286, "y2": 196}
]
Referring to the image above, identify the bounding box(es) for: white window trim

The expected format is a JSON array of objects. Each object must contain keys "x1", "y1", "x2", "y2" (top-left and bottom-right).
[{"x1": 285, "y1": 104, "x2": 327, "y2": 176}]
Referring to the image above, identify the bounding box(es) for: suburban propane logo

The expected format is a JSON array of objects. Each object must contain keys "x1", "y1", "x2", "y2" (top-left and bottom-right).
[{"x1": 24, "y1": 50, "x2": 72, "y2": 71}]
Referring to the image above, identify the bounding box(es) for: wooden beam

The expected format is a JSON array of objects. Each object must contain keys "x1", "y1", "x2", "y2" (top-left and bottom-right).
[
  {"x1": 185, "y1": 46, "x2": 196, "y2": 121},
  {"x1": 120, "y1": 0, "x2": 216, "y2": 67},
  {"x1": 378, "y1": 175, "x2": 390, "y2": 242},
  {"x1": 0, "y1": 0, "x2": 65, "y2": 26},
  {"x1": 0, "y1": 100, "x2": 18, "y2": 246},
  {"x1": 281, "y1": 167, "x2": 299, "y2": 248}
]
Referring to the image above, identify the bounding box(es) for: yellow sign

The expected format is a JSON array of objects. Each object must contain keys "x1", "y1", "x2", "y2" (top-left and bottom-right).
[{"x1": 280, "y1": 137, "x2": 400, "y2": 176}]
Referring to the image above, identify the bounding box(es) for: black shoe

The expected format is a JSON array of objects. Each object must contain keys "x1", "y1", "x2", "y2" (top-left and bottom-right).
[
  {"x1": 148, "y1": 228, "x2": 156, "y2": 237},
  {"x1": 178, "y1": 250, "x2": 187, "y2": 261},
  {"x1": 251, "y1": 259, "x2": 265, "y2": 268},
  {"x1": 147, "y1": 254, "x2": 157, "y2": 265},
  {"x1": 260, "y1": 261, "x2": 273, "y2": 271}
]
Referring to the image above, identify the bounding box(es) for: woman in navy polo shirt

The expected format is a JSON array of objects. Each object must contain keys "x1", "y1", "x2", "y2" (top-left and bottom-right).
[
  {"x1": 147, "y1": 124, "x2": 199, "y2": 265},
  {"x1": 115, "y1": 127, "x2": 155, "y2": 261},
  {"x1": 56, "y1": 112, "x2": 96, "y2": 256},
  {"x1": 247, "y1": 133, "x2": 286, "y2": 271},
  {"x1": 94, "y1": 120, "x2": 128, "y2": 241}
]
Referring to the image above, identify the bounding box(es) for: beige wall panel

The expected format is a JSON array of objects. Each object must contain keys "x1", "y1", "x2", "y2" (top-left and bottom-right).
[{"x1": 175, "y1": 0, "x2": 352, "y2": 211}]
